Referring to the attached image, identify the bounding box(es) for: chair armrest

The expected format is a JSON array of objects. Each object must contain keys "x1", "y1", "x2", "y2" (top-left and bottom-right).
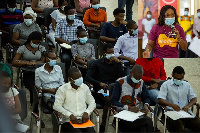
[
  {"x1": 93, "y1": 109, "x2": 99, "y2": 117},
  {"x1": 14, "y1": 84, "x2": 20, "y2": 90},
  {"x1": 195, "y1": 102, "x2": 199, "y2": 118},
  {"x1": 35, "y1": 86, "x2": 43, "y2": 98},
  {"x1": 53, "y1": 111, "x2": 64, "y2": 125},
  {"x1": 32, "y1": 112, "x2": 40, "y2": 121},
  {"x1": 148, "y1": 106, "x2": 154, "y2": 113}
]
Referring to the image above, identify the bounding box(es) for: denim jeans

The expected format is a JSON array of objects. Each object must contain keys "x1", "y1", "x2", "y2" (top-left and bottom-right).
[{"x1": 118, "y1": 0, "x2": 134, "y2": 21}]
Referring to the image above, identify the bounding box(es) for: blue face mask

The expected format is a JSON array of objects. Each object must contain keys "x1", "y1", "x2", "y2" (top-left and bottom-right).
[
  {"x1": 105, "y1": 54, "x2": 115, "y2": 59},
  {"x1": 73, "y1": 77, "x2": 83, "y2": 86},
  {"x1": 132, "y1": 29, "x2": 138, "y2": 36},
  {"x1": 68, "y1": 14, "x2": 75, "y2": 20},
  {"x1": 24, "y1": 19, "x2": 33, "y2": 26},
  {"x1": 165, "y1": 17, "x2": 175, "y2": 26},
  {"x1": 147, "y1": 14, "x2": 152, "y2": 19},
  {"x1": 92, "y1": 4, "x2": 100, "y2": 9},
  {"x1": 79, "y1": 37, "x2": 88, "y2": 44},
  {"x1": 131, "y1": 77, "x2": 140, "y2": 84},
  {"x1": 30, "y1": 43, "x2": 39, "y2": 48},
  {"x1": 48, "y1": 59, "x2": 57, "y2": 66},
  {"x1": 174, "y1": 79, "x2": 183, "y2": 86},
  {"x1": 8, "y1": 8, "x2": 16, "y2": 13},
  {"x1": 184, "y1": 11, "x2": 189, "y2": 16},
  {"x1": 198, "y1": 13, "x2": 200, "y2": 17}
]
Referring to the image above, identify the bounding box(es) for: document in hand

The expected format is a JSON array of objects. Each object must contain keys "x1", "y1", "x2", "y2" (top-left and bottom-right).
[
  {"x1": 114, "y1": 110, "x2": 144, "y2": 122},
  {"x1": 164, "y1": 110, "x2": 195, "y2": 121},
  {"x1": 60, "y1": 43, "x2": 72, "y2": 49},
  {"x1": 97, "y1": 89, "x2": 109, "y2": 97},
  {"x1": 69, "y1": 120, "x2": 95, "y2": 128},
  {"x1": 188, "y1": 36, "x2": 200, "y2": 56}
]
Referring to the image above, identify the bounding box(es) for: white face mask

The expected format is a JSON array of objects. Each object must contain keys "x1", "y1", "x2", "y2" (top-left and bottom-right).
[{"x1": 24, "y1": 19, "x2": 33, "y2": 26}]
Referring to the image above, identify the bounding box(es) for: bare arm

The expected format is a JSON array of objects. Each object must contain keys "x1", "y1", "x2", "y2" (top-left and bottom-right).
[
  {"x1": 12, "y1": 95, "x2": 22, "y2": 115},
  {"x1": 31, "y1": 0, "x2": 44, "y2": 13},
  {"x1": 75, "y1": 55, "x2": 87, "y2": 65},
  {"x1": 12, "y1": 32, "x2": 22, "y2": 46},
  {"x1": 75, "y1": 0, "x2": 83, "y2": 14},
  {"x1": 12, "y1": 53, "x2": 29, "y2": 67},
  {"x1": 100, "y1": 36, "x2": 116, "y2": 43},
  {"x1": 51, "y1": 18, "x2": 56, "y2": 31},
  {"x1": 145, "y1": 40, "x2": 155, "y2": 51},
  {"x1": 53, "y1": 0, "x2": 58, "y2": 7}
]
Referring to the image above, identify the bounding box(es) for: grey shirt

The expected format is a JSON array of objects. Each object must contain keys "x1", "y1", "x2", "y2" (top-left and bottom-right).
[
  {"x1": 13, "y1": 23, "x2": 42, "y2": 45},
  {"x1": 17, "y1": 45, "x2": 46, "y2": 62},
  {"x1": 71, "y1": 43, "x2": 95, "y2": 59}
]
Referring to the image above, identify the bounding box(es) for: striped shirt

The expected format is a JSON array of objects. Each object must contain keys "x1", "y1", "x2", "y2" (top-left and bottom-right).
[{"x1": 54, "y1": 18, "x2": 86, "y2": 42}]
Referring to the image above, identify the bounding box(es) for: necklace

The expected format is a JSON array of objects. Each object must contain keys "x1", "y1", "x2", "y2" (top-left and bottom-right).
[{"x1": 163, "y1": 25, "x2": 173, "y2": 38}]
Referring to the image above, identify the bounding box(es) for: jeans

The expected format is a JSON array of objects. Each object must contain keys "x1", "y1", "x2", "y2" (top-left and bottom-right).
[{"x1": 118, "y1": 0, "x2": 134, "y2": 21}]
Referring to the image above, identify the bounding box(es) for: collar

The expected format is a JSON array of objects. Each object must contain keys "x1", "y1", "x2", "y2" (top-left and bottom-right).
[
  {"x1": 39, "y1": 64, "x2": 59, "y2": 73},
  {"x1": 67, "y1": 82, "x2": 83, "y2": 90},
  {"x1": 64, "y1": 19, "x2": 79, "y2": 27},
  {"x1": 126, "y1": 33, "x2": 138, "y2": 38}
]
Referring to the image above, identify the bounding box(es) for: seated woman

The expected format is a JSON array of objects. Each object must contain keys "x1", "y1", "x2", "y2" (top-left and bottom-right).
[
  {"x1": 71, "y1": 27, "x2": 95, "y2": 79},
  {"x1": 12, "y1": 7, "x2": 41, "y2": 47},
  {"x1": 47, "y1": 0, "x2": 67, "y2": 48},
  {"x1": 0, "y1": 71, "x2": 21, "y2": 122},
  {"x1": 75, "y1": 0, "x2": 90, "y2": 18},
  {"x1": 143, "y1": 5, "x2": 187, "y2": 58},
  {"x1": 12, "y1": 31, "x2": 46, "y2": 105},
  {"x1": 31, "y1": 0, "x2": 58, "y2": 26},
  {"x1": 83, "y1": 0, "x2": 107, "y2": 28}
]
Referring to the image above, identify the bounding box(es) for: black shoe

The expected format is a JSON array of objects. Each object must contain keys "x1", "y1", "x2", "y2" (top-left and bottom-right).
[{"x1": 100, "y1": 125, "x2": 105, "y2": 133}]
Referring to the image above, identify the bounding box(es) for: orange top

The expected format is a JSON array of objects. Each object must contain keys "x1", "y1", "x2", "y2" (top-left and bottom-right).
[{"x1": 83, "y1": 8, "x2": 107, "y2": 27}]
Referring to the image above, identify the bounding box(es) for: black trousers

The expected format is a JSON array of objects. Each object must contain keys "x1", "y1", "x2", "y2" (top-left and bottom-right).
[
  {"x1": 61, "y1": 122, "x2": 95, "y2": 133},
  {"x1": 118, "y1": 116, "x2": 154, "y2": 132}
]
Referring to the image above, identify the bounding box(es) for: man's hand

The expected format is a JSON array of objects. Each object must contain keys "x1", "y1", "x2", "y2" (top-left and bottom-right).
[
  {"x1": 129, "y1": 106, "x2": 139, "y2": 113},
  {"x1": 48, "y1": 88, "x2": 56, "y2": 94},
  {"x1": 127, "y1": 57, "x2": 135, "y2": 65},
  {"x1": 110, "y1": 56, "x2": 120, "y2": 63},
  {"x1": 82, "y1": 112, "x2": 89, "y2": 123},
  {"x1": 100, "y1": 82, "x2": 109, "y2": 89},
  {"x1": 182, "y1": 106, "x2": 190, "y2": 112},
  {"x1": 141, "y1": 104, "x2": 149, "y2": 115},
  {"x1": 143, "y1": 49, "x2": 151, "y2": 58},
  {"x1": 70, "y1": 114, "x2": 79, "y2": 124},
  {"x1": 170, "y1": 103, "x2": 181, "y2": 111},
  {"x1": 151, "y1": 78, "x2": 161, "y2": 83},
  {"x1": 150, "y1": 82, "x2": 158, "y2": 89}
]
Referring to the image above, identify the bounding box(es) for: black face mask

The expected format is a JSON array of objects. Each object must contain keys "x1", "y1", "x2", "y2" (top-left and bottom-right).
[{"x1": 0, "y1": 85, "x2": 10, "y2": 93}]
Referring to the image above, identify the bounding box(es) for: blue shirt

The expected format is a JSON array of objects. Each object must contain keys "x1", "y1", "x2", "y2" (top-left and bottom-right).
[
  {"x1": 158, "y1": 79, "x2": 196, "y2": 114},
  {"x1": 100, "y1": 22, "x2": 127, "y2": 45},
  {"x1": 54, "y1": 18, "x2": 86, "y2": 42}
]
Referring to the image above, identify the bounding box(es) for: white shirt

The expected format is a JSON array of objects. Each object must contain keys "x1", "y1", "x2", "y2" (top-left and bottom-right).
[
  {"x1": 114, "y1": 33, "x2": 138, "y2": 62},
  {"x1": 35, "y1": 64, "x2": 65, "y2": 98},
  {"x1": 53, "y1": 83, "x2": 96, "y2": 122},
  {"x1": 142, "y1": 18, "x2": 156, "y2": 36}
]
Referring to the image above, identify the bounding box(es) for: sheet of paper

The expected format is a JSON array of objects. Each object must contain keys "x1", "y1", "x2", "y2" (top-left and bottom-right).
[
  {"x1": 60, "y1": 43, "x2": 71, "y2": 49},
  {"x1": 114, "y1": 110, "x2": 144, "y2": 122},
  {"x1": 69, "y1": 120, "x2": 95, "y2": 128},
  {"x1": 188, "y1": 36, "x2": 200, "y2": 56},
  {"x1": 186, "y1": 34, "x2": 192, "y2": 42},
  {"x1": 164, "y1": 110, "x2": 194, "y2": 120},
  {"x1": 142, "y1": 36, "x2": 148, "y2": 49},
  {"x1": 176, "y1": 110, "x2": 194, "y2": 118},
  {"x1": 97, "y1": 89, "x2": 109, "y2": 97},
  {"x1": 15, "y1": 123, "x2": 29, "y2": 132}
]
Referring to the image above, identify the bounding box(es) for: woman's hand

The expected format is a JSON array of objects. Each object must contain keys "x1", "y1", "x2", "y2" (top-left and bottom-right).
[{"x1": 173, "y1": 27, "x2": 181, "y2": 40}]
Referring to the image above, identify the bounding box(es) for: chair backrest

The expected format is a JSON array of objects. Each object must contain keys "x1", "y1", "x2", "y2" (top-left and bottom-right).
[
  {"x1": 87, "y1": 39, "x2": 98, "y2": 59},
  {"x1": 44, "y1": 8, "x2": 58, "y2": 29},
  {"x1": 17, "y1": 89, "x2": 27, "y2": 121},
  {"x1": 35, "y1": 62, "x2": 66, "y2": 82}
]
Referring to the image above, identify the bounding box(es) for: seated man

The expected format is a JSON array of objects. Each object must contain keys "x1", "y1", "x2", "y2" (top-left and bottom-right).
[
  {"x1": 0, "y1": 0, "x2": 23, "y2": 48},
  {"x1": 85, "y1": 43, "x2": 124, "y2": 132},
  {"x1": 53, "y1": 67, "x2": 96, "y2": 133},
  {"x1": 100, "y1": 8, "x2": 127, "y2": 46},
  {"x1": 55, "y1": 5, "x2": 86, "y2": 80},
  {"x1": 114, "y1": 20, "x2": 138, "y2": 75},
  {"x1": 110, "y1": 65, "x2": 154, "y2": 132},
  {"x1": 158, "y1": 66, "x2": 200, "y2": 132},
  {"x1": 35, "y1": 51, "x2": 65, "y2": 103}
]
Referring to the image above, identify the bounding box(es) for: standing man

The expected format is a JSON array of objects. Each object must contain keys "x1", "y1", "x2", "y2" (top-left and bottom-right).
[
  {"x1": 178, "y1": 8, "x2": 193, "y2": 58},
  {"x1": 118, "y1": 0, "x2": 134, "y2": 21}
]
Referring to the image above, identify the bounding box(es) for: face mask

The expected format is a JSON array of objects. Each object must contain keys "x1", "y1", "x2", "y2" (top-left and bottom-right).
[
  {"x1": 105, "y1": 54, "x2": 115, "y2": 59},
  {"x1": 48, "y1": 59, "x2": 57, "y2": 66},
  {"x1": 132, "y1": 29, "x2": 138, "y2": 36},
  {"x1": 8, "y1": 8, "x2": 16, "y2": 12},
  {"x1": 165, "y1": 17, "x2": 175, "y2": 26},
  {"x1": 30, "y1": 43, "x2": 39, "y2": 48},
  {"x1": 184, "y1": 11, "x2": 189, "y2": 16},
  {"x1": 79, "y1": 37, "x2": 88, "y2": 44},
  {"x1": 131, "y1": 77, "x2": 140, "y2": 84},
  {"x1": 92, "y1": 4, "x2": 100, "y2": 9},
  {"x1": 73, "y1": 77, "x2": 83, "y2": 87},
  {"x1": 174, "y1": 79, "x2": 183, "y2": 86},
  {"x1": 61, "y1": 6, "x2": 65, "y2": 11},
  {"x1": 197, "y1": 13, "x2": 200, "y2": 17},
  {"x1": 68, "y1": 14, "x2": 75, "y2": 20},
  {"x1": 24, "y1": 19, "x2": 33, "y2": 26},
  {"x1": 147, "y1": 14, "x2": 152, "y2": 19}
]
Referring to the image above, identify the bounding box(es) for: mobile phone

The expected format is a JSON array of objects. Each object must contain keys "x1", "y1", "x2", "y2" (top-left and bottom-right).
[{"x1": 77, "y1": 119, "x2": 83, "y2": 124}]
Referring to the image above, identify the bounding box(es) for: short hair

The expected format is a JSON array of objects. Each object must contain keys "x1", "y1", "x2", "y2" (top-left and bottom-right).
[
  {"x1": 126, "y1": 20, "x2": 136, "y2": 29},
  {"x1": 172, "y1": 66, "x2": 185, "y2": 75},
  {"x1": 25, "y1": 31, "x2": 43, "y2": 44},
  {"x1": 158, "y1": 5, "x2": 179, "y2": 26},
  {"x1": 132, "y1": 65, "x2": 144, "y2": 74},
  {"x1": 7, "y1": 0, "x2": 16, "y2": 5},
  {"x1": 44, "y1": 50, "x2": 55, "y2": 58},
  {"x1": 113, "y1": 8, "x2": 125, "y2": 16},
  {"x1": 103, "y1": 43, "x2": 114, "y2": 52},
  {"x1": 64, "y1": 5, "x2": 74, "y2": 14},
  {"x1": 185, "y1": 8, "x2": 189, "y2": 10},
  {"x1": 68, "y1": 66, "x2": 80, "y2": 78},
  {"x1": 0, "y1": 71, "x2": 10, "y2": 81},
  {"x1": 197, "y1": 9, "x2": 200, "y2": 12},
  {"x1": 58, "y1": 0, "x2": 67, "y2": 8},
  {"x1": 77, "y1": 26, "x2": 86, "y2": 36},
  {"x1": 147, "y1": 11, "x2": 152, "y2": 14}
]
